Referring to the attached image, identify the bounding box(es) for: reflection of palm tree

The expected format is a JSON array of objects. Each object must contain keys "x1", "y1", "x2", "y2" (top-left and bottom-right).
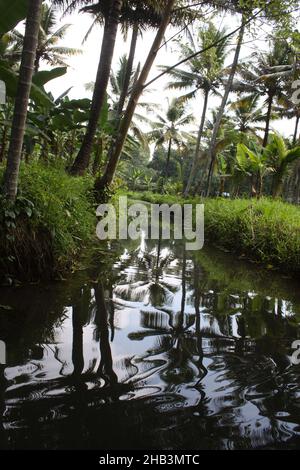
[
  {"x1": 115, "y1": 237, "x2": 176, "y2": 308},
  {"x1": 193, "y1": 263, "x2": 208, "y2": 385},
  {"x1": 72, "y1": 306, "x2": 84, "y2": 378},
  {"x1": 71, "y1": 285, "x2": 92, "y2": 379},
  {"x1": 94, "y1": 282, "x2": 118, "y2": 388},
  {"x1": 128, "y1": 247, "x2": 207, "y2": 389},
  {"x1": 0, "y1": 365, "x2": 7, "y2": 448}
]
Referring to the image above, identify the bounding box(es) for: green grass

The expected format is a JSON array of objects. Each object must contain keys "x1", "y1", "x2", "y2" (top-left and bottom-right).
[
  {"x1": 0, "y1": 162, "x2": 96, "y2": 282},
  {"x1": 126, "y1": 191, "x2": 300, "y2": 272}
]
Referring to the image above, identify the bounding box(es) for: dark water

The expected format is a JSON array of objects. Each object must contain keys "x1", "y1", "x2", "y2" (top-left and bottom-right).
[{"x1": 0, "y1": 234, "x2": 300, "y2": 450}]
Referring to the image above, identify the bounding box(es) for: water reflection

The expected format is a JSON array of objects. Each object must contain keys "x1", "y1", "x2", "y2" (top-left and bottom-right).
[{"x1": 0, "y1": 234, "x2": 300, "y2": 449}]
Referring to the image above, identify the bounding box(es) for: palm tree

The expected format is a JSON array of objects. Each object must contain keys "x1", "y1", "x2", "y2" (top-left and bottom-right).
[
  {"x1": 33, "y1": 4, "x2": 81, "y2": 72},
  {"x1": 229, "y1": 94, "x2": 266, "y2": 140},
  {"x1": 3, "y1": 0, "x2": 43, "y2": 201},
  {"x1": 95, "y1": 0, "x2": 200, "y2": 193},
  {"x1": 64, "y1": 0, "x2": 186, "y2": 176},
  {"x1": 205, "y1": 17, "x2": 245, "y2": 196},
  {"x1": 161, "y1": 22, "x2": 230, "y2": 196},
  {"x1": 275, "y1": 93, "x2": 300, "y2": 145},
  {"x1": 62, "y1": 0, "x2": 123, "y2": 175},
  {"x1": 232, "y1": 38, "x2": 295, "y2": 148},
  {"x1": 109, "y1": 54, "x2": 154, "y2": 133},
  {"x1": 194, "y1": 109, "x2": 238, "y2": 195},
  {"x1": 148, "y1": 98, "x2": 194, "y2": 188},
  {"x1": 264, "y1": 133, "x2": 300, "y2": 198},
  {"x1": 5, "y1": 4, "x2": 81, "y2": 72}
]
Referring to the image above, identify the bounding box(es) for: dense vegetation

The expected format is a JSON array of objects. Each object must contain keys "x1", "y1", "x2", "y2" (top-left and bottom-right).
[
  {"x1": 128, "y1": 191, "x2": 300, "y2": 271},
  {"x1": 0, "y1": 0, "x2": 300, "y2": 282},
  {"x1": 0, "y1": 162, "x2": 95, "y2": 282}
]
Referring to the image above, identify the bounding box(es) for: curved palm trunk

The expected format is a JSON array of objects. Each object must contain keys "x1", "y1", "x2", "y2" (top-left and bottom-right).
[
  {"x1": 293, "y1": 115, "x2": 300, "y2": 146},
  {"x1": 117, "y1": 24, "x2": 139, "y2": 117},
  {"x1": 184, "y1": 89, "x2": 209, "y2": 197},
  {"x1": 3, "y1": 0, "x2": 43, "y2": 201},
  {"x1": 206, "y1": 20, "x2": 245, "y2": 197},
  {"x1": 263, "y1": 94, "x2": 273, "y2": 148},
  {"x1": 70, "y1": 0, "x2": 123, "y2": 176},
  {"x1": 95, "y1": 0, "x2": 175, "y2": 195}
]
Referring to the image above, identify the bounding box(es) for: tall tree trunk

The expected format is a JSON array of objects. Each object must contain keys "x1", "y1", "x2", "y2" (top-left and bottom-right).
[
  {"x1": 160, "y1": 137, "x2": 172, "y2": 191},
  {"x1": 3, "y1": 0, "x2": 43, "y2": 201},
  {"x1": 263, "y1": 94, "x2": 273, "y2": 148},
  {"x1": 0, "y1": 126, "x2": 8, "y2": 163},
  {"x1": 293, "y1": 115, "x2": 300, "y2": 146},
  {"x1": 184, "y1": 88, "x2": 209, "y2": 197},
  {"x1": 95, "y1": 0, "x2": 175, "y2": 194},
  {"x1": 92, "y1": 136, "x2": 103, "y2": 175},
  {"x1": 206, "y1": 19, "x2": 245, "y2": 197},
  {"x1": 70, "y1": 0, "x2": 123, "y2": 176},
  {"x1": 165, "y1": 138, "x2": 172, "y2": 176},
  {"x1": 117, "y1": 24, "x2": 139, "y2": 117}
]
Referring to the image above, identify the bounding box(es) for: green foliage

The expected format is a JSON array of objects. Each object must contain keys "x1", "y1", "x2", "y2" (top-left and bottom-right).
[
  {"x1": 0, "y1": 0, "x2": 30, "y2": 38},
  {"x1": 127, "y1": 191, "x2": 300, "y2": 271},
  {"x1": 0, "y1": 60, "x2": 54, "y2": 107},
  {"x1": 0, "y1": 162, "x2": 95, "y2": 281}
]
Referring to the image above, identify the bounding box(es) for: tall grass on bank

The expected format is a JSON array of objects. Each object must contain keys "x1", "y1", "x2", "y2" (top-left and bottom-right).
[
  {"x1": 127, "y1": 191, "x2": 300, "y2": 272},
  {"x1": 0, "y1": 163, "x2": 95, "y2": 282}
]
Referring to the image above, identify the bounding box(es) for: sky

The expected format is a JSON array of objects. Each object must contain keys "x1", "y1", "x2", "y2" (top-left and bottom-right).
[{"x1": 44, "y1": 3, "x2": 298, "y2": 140}]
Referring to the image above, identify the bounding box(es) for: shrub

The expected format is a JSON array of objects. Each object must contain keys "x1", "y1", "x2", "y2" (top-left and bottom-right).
[
  {"x1": 127, "y1": 192, "x2": 300, "y2": 272},
  {"x1": 0, "y1": 162, "x2": 96, "y2": 282}
]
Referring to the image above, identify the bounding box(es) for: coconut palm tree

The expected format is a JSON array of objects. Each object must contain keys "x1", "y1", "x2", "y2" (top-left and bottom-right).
[
  {"x1": 3, "y1": 0, "x2": 43, "y2": 201},
  {"x1": 229, "y1": 94, "x2": 266, "y2": 140},
  {"x1": 95, "y1": 0, "x2": 203, "y2": 193},
  {"x1": 33, "y1": 4, "x2": 81, "y2": 72},
  {"x1": 109, "y1": 54, "x2": 154, "y2": 132},
  {"x1": 232, "y1": 38, "x2": 295, "y2": 147},
  {"x1": 59, "y1": 0, "x2": 188, "y2": 176},
  {"x1": 147, "y1": 98, "x2": 194, "y2": 188},
  {"x1": 275, "y1": 93, "x2": 300, "y2": 145},
  {"x1": 205, "y1": 17, "x2": 245, "y2": 196},
  {"x1": 205, "y1": 4, "x2": 299, "y2": 196},
  {"x1": 161, "y1": 22, "x2": 231, "y2": 196}
]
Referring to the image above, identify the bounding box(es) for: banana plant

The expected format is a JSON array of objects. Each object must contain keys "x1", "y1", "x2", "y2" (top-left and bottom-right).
[
  {"x1": 264, "y1": 133, "x2": 300, "y2": 198},
  {"x1": 0, "y1": 0, "x2": 32, "y2": 39},
  {"x1": 216, "y1": 154, "x2": 232, "y2": 196},
  {"x1": 235, "y1": 142, "x2": 272, "y2": 197}
]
